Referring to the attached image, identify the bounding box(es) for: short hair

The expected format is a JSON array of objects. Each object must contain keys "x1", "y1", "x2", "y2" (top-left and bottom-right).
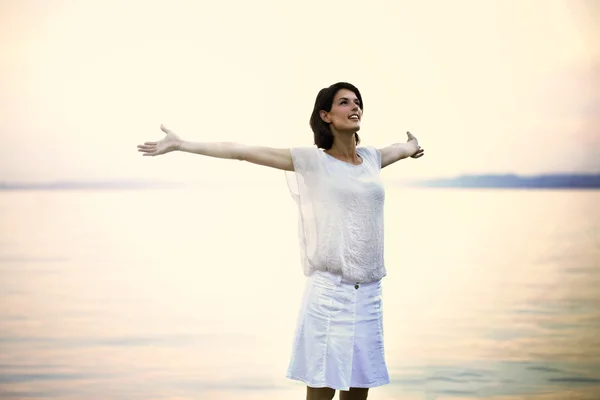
[{"x1": 309, "y1": 82, "x2": 362, "y2": 149}]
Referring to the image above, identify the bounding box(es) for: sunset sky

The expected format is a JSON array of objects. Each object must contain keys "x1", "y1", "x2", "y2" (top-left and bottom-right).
[{"x1": 1, "y1": 0, "x2": 598, "y2": 184}]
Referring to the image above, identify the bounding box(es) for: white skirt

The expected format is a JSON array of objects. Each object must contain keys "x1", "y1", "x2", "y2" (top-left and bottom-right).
[{"x1": 286, "y1": 270, "x2": 390, "y2": 390}]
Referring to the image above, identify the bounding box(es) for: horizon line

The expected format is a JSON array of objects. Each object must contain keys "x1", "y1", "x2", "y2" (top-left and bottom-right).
[
  {"x1": 1, "y1": 172, "x2": 599, "y2": 191},
  {"x1": 1, "y1": 171, "x2": 600, "y2": 185}
]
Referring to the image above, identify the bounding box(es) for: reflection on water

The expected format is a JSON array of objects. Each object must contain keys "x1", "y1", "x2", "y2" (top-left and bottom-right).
[{"x1": 1, "y1": 187, "x2": 599, "y2": 399}]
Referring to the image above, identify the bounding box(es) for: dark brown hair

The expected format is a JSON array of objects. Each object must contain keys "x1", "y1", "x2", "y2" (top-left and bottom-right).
[{"x1": 309, "y1": 82, "x2": 362, "y2": 149}]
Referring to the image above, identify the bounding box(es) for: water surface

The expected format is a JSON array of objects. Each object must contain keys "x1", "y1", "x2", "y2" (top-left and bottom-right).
[{"x1": 1, "y1": 187, "x2": 599, "y2": 399}]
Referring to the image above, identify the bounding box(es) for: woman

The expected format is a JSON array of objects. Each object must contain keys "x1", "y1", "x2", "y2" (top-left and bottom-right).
[{"x1": 137, "y1": 82, "x2": 424, "y2": 400}]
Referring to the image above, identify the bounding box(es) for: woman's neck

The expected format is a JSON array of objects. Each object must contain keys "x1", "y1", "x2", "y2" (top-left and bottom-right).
[{"x1": 325, "y1": 132, "x2": 360, "y2": 163}]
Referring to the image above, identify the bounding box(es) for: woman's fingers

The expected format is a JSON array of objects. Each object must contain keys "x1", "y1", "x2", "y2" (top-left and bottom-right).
[
  {"x1": 138, "y1": 130, "x2": 166, "y2": 156},
  {"x1": 137, "y1": 147, "x2": 151, "y2": 152},
  {"x1": 411, "y1": 148, "x2": 425, "y2": 158},
  {"x1": 139, "y1": 147, "x2": 159, "y2": 156},
  {"x1": 137, "y1": 144, "x2": 160, "y2": 156},
  {"x1": 160, "y1": 124, "x2": 171, "y2": 134}
]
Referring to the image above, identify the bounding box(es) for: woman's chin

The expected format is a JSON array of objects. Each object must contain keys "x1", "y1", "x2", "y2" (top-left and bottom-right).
[
  {"x1": 343, "y1": 123, "x2": 361, "y2": 133},
  {"x1": 332, "y1": 123, "x2": 361, "y2": 136}
]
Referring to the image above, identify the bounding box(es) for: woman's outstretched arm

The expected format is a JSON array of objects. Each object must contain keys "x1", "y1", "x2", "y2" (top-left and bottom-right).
[
  {"x1": 137, "y1": 125, "x2": 294, "y2": 171},
  {"x1": 379, "y1": 131, "x2": 424, "y2": 169}
]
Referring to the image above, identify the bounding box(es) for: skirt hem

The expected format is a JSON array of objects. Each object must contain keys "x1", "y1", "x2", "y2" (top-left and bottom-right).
[{"x1": 286, "y1": 374, "x2": 390, "y2": 391}]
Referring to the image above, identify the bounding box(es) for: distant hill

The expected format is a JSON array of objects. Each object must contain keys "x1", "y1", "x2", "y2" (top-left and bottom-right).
[{"x1": 412, "y1": 174, "x2": 600, "y2": 189}]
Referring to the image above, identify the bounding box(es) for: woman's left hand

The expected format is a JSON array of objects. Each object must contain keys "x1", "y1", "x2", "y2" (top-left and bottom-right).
[
  {"x1": 406, "y1": 131, "x2": 424, "y2": 159},
  {"x1": 406, "y1": 132, "x2": 425, "y2": 158}
]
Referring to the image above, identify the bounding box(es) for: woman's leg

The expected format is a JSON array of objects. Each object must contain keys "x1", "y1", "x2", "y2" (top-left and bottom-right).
[
  {"x1": 306, "y1": 386, "x2": 335, "y2": 400},
  {"x1": 339, "y1": 387, "x2": 369, "y2": 400}
]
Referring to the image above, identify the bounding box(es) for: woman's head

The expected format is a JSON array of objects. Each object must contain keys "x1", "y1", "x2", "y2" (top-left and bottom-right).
[{"x1": 310, "y1": 82, "x2": 363, "y2": 149}]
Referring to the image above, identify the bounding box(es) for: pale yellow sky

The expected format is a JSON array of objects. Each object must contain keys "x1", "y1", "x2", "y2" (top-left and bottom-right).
[{"x1": 1, "y1": 0, "x2": 598, "y2": 184}]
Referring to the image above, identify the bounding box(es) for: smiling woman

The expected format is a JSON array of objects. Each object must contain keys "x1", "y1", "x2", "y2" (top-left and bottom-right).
[{"x1": 137, "y1": 82, "x2": 424, "y2": 400}]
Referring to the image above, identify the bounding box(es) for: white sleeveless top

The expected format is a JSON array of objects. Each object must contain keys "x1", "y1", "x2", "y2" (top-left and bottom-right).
[{"x1": 286, "y1": 146, "x2": 386, "y2": 283}]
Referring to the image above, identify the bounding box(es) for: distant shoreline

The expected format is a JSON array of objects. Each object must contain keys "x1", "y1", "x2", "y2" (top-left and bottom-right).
[
  {"x1": 410, "y1": 173, "x2": 600, "y2": 189},
  {"x1": 1, "y1": 174, "x2": 600, "y2": 190}
]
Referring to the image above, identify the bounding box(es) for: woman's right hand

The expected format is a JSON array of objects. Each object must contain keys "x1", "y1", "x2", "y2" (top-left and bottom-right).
[{"x1": 137, "y1": 124, "x2": 182, "y2": 156}]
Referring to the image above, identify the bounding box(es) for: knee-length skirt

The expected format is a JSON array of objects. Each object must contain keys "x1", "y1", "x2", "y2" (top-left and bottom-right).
[{"x1": 286, "y1": 270, "x2": 390, "y2": 390}]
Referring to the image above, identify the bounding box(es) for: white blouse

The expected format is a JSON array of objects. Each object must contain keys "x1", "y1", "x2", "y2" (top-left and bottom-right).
[{"x1": 286, "y1": 146, "x2": 386, "y2": 283}]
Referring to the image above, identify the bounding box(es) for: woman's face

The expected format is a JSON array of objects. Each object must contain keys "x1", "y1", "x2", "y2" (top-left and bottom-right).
[{"x1": 320, "y1": 89, "x2": 362, "y2": 133}]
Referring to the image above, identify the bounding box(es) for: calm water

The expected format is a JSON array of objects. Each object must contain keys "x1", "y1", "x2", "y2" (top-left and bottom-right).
[{"x1": 1, "y1": 186, "x2": 599, "y2": 400}]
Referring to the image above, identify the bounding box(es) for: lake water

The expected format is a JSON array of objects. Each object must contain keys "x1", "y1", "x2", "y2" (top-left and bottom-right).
[{"x1": 1, "y1": 186, "x2": 599, "y2": 399}]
